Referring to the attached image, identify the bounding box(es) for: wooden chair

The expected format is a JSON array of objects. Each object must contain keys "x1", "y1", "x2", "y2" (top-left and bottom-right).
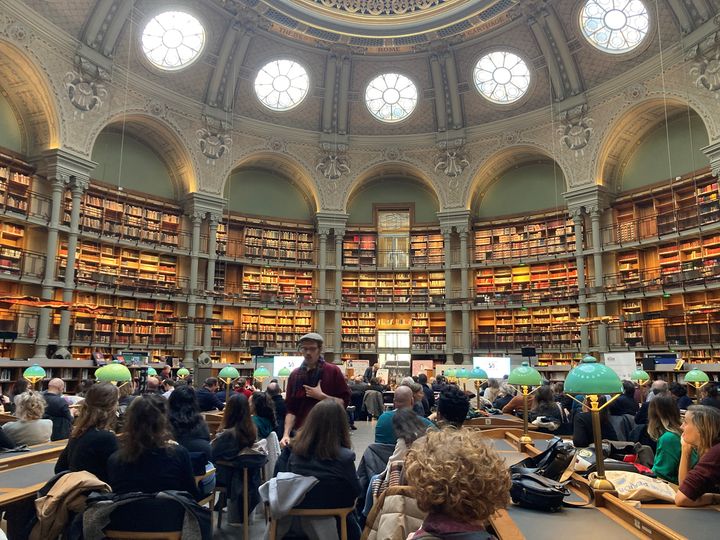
[
  {"x1": 267, "y1": 505, "x2": 356, "y2": 540},
  {"x1": 104, "y1": 531, "x2": 181, "y2": 539},
  {"x1": 195, "y1": 467, "x2": 217, "y2": 531},
  {"x1": 214, "y1": 460, "x2": 252, "y2": 540}
]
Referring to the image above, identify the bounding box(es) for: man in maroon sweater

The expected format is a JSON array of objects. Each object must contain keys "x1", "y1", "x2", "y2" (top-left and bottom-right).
[{"x1": 280, "y1": 332, "x2": 350, "y2": 447}]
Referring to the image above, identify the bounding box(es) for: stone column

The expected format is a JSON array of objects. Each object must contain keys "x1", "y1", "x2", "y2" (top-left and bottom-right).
[
  {"x1": 58, "y1": 178, "x2": 88, "y2": 347},
  {"x1": 590, "y1": 207, "x2": 608, "y2": 350},
  {"x1": 203, "y1": 213, "x2": 220, "y2": 349},
  {"x1": 459, "y1": 228, "x2": 469, "y2": 299},
  {"x1": 184, "y1": 212, "x2": 204, "y2": 366},
  {"x1": 317, "y1": 231, "x2": 328, "y2": 301},
  {"x1": 445, "y1": 309, "x2": 454, "y2": 363},
  {"x1": 572, "y1": 209, "x2": 589, "y2": 351}
]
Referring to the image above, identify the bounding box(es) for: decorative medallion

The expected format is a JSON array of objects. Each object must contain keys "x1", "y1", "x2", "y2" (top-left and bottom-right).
[
  {"x1": 63, "y1": 71, "x2": 107, "y2": 116},
  {"x1": 558, "y1": 104, "x2": 594, "y2": 155},
  {"x1": 435, "y1": 145, "x2": 469, "y2": 177},
  {"x1": 316, "y1": 151, "x2": 350, "y2": 180},
  {"x1": 197, "y1": 119, "x2": 232, "y2": 163},
  {"x1": 690, "y1": 33, "x2": 720, "y2": 95}
]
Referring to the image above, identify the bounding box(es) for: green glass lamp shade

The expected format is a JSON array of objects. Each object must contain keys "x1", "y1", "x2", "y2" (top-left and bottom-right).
[
  {"x1": 507, "y1": 361, "x2": 542, "y2": 387},
  {"x1": 176, "y1": 368, "x2": 190, "y2": 378},
  {"x1": 685, "y1": 369, "x2": 709, "y2": 385},
  {"x1": 469, "y1": 367, "x2": 488, "y2": 380},
  {"x1": 278, "y1": 367, "x2": 292, "y2": 377},
  {"x1": 630, "y1": 369, "x2": 650, "y2": 383},
  {"x1": 95, "y1": 363, "x2": 132, "y2": 384},
  {"x1": 445, "y1": 368, "x2": 457, "y2": 379},
  {"x1": 253, "y1": 366, "x2": 271, "y2": 379},
  {"x1": 23, "y1": 364, "x2": 46, "y2": 382},
  {"x1": 457, "y1": 368, "x2": 470, "y2": 380},
  {"x1": 565, "y1": 355, "x2": 622, "y2": 395},
  {"x1": 147, "y1": 367, "x2": 157, "y2": 377},
  {"x1": 218, "y1": 366, "x2": 240, "y2": 381}
]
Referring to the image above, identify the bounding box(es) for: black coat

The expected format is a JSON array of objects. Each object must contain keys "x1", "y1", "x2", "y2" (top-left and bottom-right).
[
  {"x1": 271, "y1": 394, "x2": 287, "y2": 438},
  {"x1": 196, "y1": 387, "x2": 224, "y2": 412},
  {"x1": 42, "y1": 392, "x2": 73, "y2": 441}
]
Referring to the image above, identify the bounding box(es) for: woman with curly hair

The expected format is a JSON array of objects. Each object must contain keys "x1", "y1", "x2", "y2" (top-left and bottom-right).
[
  {"x1": 3, "y1": 391, "x2": 52, "y2": 446},
  {"x1": 405, "y1": 429, "x2": 511, "y2": 539},
  {"x1": 107, "y1": 394, "x2": 199, "y2": 499},
  {"x1": 55, "y1": 383, "x2": 119, "y2": 481}
]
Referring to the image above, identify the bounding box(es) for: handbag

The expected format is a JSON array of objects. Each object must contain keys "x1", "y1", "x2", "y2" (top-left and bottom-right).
[
  {"x1": 509, "y1": 473, "x2": 572, "y2": 512},
  {"x1": 509, "y1": 437, "x2": 576, "y2": 481}
]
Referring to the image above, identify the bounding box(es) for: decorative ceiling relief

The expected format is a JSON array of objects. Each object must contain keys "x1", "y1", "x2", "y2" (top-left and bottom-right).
[
  {"x1": 689, "y1": 32, "x2": 720, "y2": 95},
  {"x1": 435, "y1": 141, "x2": 469, "y2": 177},
  {"x1": 63, "y1": 71, "x2": 107, "y2": 117},
  {"x1": 197, "y1": 117, "x2": 232, "y2": 164},
  {"x1": 558, "y1": 104, "x2": 594, "y2": 156},
  {"x1": 316, "y1": 143, "x2": 350, "y2": 179}
]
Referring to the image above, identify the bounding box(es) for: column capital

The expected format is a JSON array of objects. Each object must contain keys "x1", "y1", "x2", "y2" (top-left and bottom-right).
[
  {"x1": 71, "y1": 177, "x2": 89, "y2": 193},
  {"x1": 437, "y1": 209, "x2": 471, "y2": 234},
  {"x1": 182, "y1": 191, "x2": 226, "y2": 222},
  {"x1": 703, "y1": 140, "x2": 720, "y2": 177},
  {"x1": 207, "y1": 212, "x2": 223, "y2": 227},
  {"x1": 564, "y1": 184, "x2": 614, "y2": 217},
  {"x1": 32, "y1": 148, "x2": 96, "y2": 186},
  {"x1": 316, "y1": 211, "x2": 349, "y2": 237}
]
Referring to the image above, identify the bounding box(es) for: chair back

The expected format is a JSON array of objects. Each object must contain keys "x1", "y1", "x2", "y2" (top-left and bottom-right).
[
  {"x1": 102, "y1": 498, "x2": 188, "y2": 539},
  {"x1": 268, "y1": 505, "x2": 356, "y2": 540}
]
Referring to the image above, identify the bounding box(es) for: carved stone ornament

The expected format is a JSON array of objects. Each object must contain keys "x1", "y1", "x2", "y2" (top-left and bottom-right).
[
  {"x1": 316, "y1": 152, "x2": 350, "y2": 180},
  {"x1": 268, "y1": 137, "x2": 287, "y2": 153},
  {"x1": 384, "y1": 147, "x2": 402, "y2": 160},
  {"x1": 6, "y1": 21, "x2": 29, "y2": 43},
  {"x1": 623, "y1": 83, "x2": 647, "y2": 101},
  {"x1": 146, "y1": 99, "x2": 168, "y2": 118},
  {"x1": 197, "y1": 118, "x2": 232, "y2": 163},
  {"x1": 558, "y1": 104, "x2": 593, "y2": 155},
  {"x1": 63, "y1": 71, "x2": 107, "y2": 115},
  {"x1": 435, "y1": 144, "x2": 469, "y2": 178},
  {"x1": 690, "y1": 33, "x2": 720, "y2": 94}
]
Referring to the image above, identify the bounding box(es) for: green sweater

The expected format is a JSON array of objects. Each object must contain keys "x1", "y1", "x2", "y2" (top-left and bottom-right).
[{"x1": 652, "y1": 431, "x2": 696, "y2": 484}]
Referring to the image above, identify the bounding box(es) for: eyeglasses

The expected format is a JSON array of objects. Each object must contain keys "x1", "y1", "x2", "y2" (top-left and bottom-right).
[{"x1": 299, "y1": 346, "x2": 319, "y2": 353}]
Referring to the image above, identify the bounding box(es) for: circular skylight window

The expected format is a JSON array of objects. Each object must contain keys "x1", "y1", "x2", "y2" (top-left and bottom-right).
[
  {"x1": 580, "y1": 0, "x2": 649, "y2": 53},
  {"x1": 254, "y1": 60, "x2": 310, "y2": 111},
  {"x1": 473, "y1": 51, "x2": 531, "y2": 104},
  {"x1": 141, "y1": 11, "x2": 205, "y2": 71},
  {"x1": 365, "y1": 74, "x2": 418, "y2": 123}
]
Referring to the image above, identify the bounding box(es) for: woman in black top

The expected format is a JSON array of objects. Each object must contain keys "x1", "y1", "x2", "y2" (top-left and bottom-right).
[
  {"x1": 610, "y1": 380, "x2": 640, "y2": 417},
  {"x1": 573, "y1": 395, "x2": 619, "y2": 448},
  {"x1": 55, "y1": 383, "x2": 119, "y2": 482},
  {"x1": 212, "y1": 393, "x2": 257, "y2": 461},
  {"x1": 168, "y1": 385, "x2": 212, "y2": 465},
  {"x1": 107, "y1": 394, "x2": 199, "y2": 499}
]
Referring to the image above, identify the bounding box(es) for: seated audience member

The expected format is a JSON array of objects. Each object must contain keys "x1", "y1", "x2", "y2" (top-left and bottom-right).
[
  {"x1": 676, "y1": 405, "x2": 720, "y2": 506},
  {"x1": 212, "y1": 393, "x2": 257, "y2": 462},
  {"x1": 368, "y1": 377, "x2": 386, "y2": 393},
  {"x1": 493, "y1": 383, "x2": 516, "y2": 410},
  {"x1": 266, "y1": 382, "x2": 287, "y2": 438},
  {"x1": 196, "y1": 377, "x2": 224, "y2": 412},
  {"x1": 7, "y1": 380, "x2": 28, "y2": 414},
  {"x1": 554, "y1": 382, "x2": 574, "y2": 412},
  {"x1": 436, "y1": 385, "x2": 470, "y2": 428},
  {"x1": 4, "y1": 391, "x2": 52, "y2": 446},
  {"x1": 670, "y1": 382, "x2": 693, "y2": 411},
  {"x1": 250, "y1": 391, "x2": 277, "y2": 439},
  {"x1": 431, "y1": 376, "x2": 447, "y2": 393},
  {"x1": 417, "y1": 374, "x2": 435, "y2": 411},
  {"x1": 42, "y1": 378, "x2": 73, "y2": 440},
  {"x1": 404, "y1": 381, "x2": 428, "y2": 417},
  {"x1": 144, "y1": 376, "x2": 162, "y2": 395},
  {"x1": 636, "y1": 380, "x2": 668, "y2": 425},
  {"x1": 483, "y1": 378, "x2": 501, "y2": 404},
  {"x1": 405, "y1": 428, "x2": 510, "y2": 539},
  {"x1": 55, "y1": 383, "x2": 119, "y2": 482},
  {"x1": 573, "y1": 395, "x2": 619, "y2": 448},
  {"x1": 168, "y1": 385, "x2": 212, "y2": 464},
  {"x1": 375, "y1": 386, "x2": 434, "y2": 444},
  {"x1": 610, "y1": 380, "x2": 640, "y2": 417},
  {"x1": 107, "y1": 395, "x2": 199, "y2": 499},
  {"x1": 0, "y1": 425, "x2": 14, "y2": 448},
  {"x1": 159, "y1": 364, "x2": 172, "y2": 381},
  {"x1": 528, "y1": 385, "x2": 564, "y2": 429},
  {"x1": 276, "y1": 399, "x2": 361, "y2": 540},
  {"x1": 161, "y1": 378, "x2": 176, "y2": 399},
  {"x1": 700, "y1": 384, "x2": 720, "y2": 410},
  {"x1": 648, "y1": 395, "x2": 692, "y2": 484},
  {"x1": 502, "y1": 388, "x2": 533, "y2": 416}
]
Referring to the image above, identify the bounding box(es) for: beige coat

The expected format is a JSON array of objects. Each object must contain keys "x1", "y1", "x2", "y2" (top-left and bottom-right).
[
  {"x1": 361, "y1": 485, "x2": 426, "y2": 540},
  {"x1": 29, "y1": 471, "x2": 111, "y2": 540}
]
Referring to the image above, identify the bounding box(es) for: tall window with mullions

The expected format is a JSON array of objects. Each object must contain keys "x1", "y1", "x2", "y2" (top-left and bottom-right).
[{"x1": 377, "y1": 210, "x2": 410, "y2": 269}]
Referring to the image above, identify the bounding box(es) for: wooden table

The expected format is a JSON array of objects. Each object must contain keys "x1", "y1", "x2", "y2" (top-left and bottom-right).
[
  {"x1": 465, "y1": 414, "x2": 528, "y2": 430},
  {"x1": 0, "y1": 459, "x2": 56, "y2": 506},
  {"x1": 0, "y1": 439, "x2": 66, "y2": 471}
]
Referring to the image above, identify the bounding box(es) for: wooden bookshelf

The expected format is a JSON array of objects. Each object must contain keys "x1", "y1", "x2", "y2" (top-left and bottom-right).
[
  {"x1": 0, "y1": 160, "x2": 32, "y2": 215},
  {"x1": 238, "y1": 266, "x2": 313, "y2": 303},
  {"x1": 612, "y1": 171, "x2": 718, "y2": 243},
  {"x1": 342, "y1": 312, "x2": 377, "y2": 351},
  {"x1": 67, "y1": 186, "x2": 182, "y2": 247},
  {"x1": 473, "y1": 213, "x2": 577, "y2": 262},
  {"x1": 341, "y1": 271, "x2": 445, "y2": 307},
  {"x1": 0, "y1": 221, "x2": 24, "y2": 274},
  {"x1": 219, "y1": 219, "x2": 314, "y2": 263},
  {"x1": 58, "y1": 240, "x2": 179, "y2": 293},
  {"x1": 474, "y1": 261, "x2": 578, "y2": 302},
  {"x1": 474, "y1": 305, "x2": 581, "y2": 350},
  {"x1": 230, "y1": 308, "x2": 312, "y2": 350},
  {"x1": 343, "y1": 233, "x2": 377, "y2": 266},
  {"x1": 409, "y1": 233, "x2": 444, "y2": 265},
  {"x1": 411, "y1": 312, "x2": 446, "y2": 351}
]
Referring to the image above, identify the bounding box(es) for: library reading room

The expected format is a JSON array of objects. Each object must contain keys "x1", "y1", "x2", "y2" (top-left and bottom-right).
[{"x1": 1, "y1": 0, "x2": 720, "y2": 539}]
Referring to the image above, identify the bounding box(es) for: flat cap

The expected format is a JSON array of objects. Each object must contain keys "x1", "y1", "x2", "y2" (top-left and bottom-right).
[{"x1": 298, "y1": 332, "x2": 324, "y2": 345}]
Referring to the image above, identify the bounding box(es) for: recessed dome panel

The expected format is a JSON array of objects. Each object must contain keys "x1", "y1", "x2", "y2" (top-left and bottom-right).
[
  {"x1": 365, "y1": 74, "x2": 418, "y2": 123},
  {"x1": 254, "y1": 60, "x2": 310, "y2": 111},
  {"x1": 141, "y1": 11, "x2": 205, "y2": 71},
  {"x1": 580, "y1": 0, "x2": 649, "y2": 54},
  {"x1": 473, "y1": 51, "x2": 530, "y2": 104}
]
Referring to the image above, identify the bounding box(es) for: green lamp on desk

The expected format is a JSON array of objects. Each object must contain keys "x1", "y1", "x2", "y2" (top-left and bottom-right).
[
  {"x1": 253, "y1": 365, "x2": 271, "y2": 386},
  {"x1": 278, "y1": 367, "x2": 291, "y2": 392},
  {"x1": 565, "y1": 355, "x2": 622, "y2": 492},
  {"x1": 684, "y1": 369, "x2": 709, "y2": 403},
  {"x1": 147, "y1": 367, "x2": 157, "y2": 377},
  {"x1": 176, "y1": 367, "x2": 190, "y2": 380},
  {"x1": 457, "y1": 368, "x2": 470, "y2": 391},
  {"x1": 630, "y1": 368, "x2": 650, "y2": 406},
  {"x1": 469, "y1": 367, "x2": 488, "y2": 410},
  {"x1": 507, "y1": 362, "x2": 542, "y2": 445},
  {"x1": 445, "y1": 368, "x2": 457, "y2": 384},
  {"x1": 23, "y1": 364, "x2": 46, "y2": 389},
  {"x1": 95, "y1": 363, "x2": 132, "y2": 386},
  {"x1": 218, "y1": 365, "x2": 240, "y2": 402}
]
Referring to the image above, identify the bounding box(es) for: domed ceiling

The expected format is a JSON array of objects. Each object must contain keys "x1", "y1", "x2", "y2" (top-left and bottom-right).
[{"x1": 218, "y1": 0, "x2": 518, "y2": 53}]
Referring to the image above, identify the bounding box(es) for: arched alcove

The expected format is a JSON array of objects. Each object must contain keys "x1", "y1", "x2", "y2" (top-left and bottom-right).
[
  {"x1": 0, "y1": 91, "x2": 22, "y2": 153},
  {"x1": 472, "y1": 162, "x2": 566, "y2": 219},
  {"x1": 91, "y1": 130, "x2": 176, "y2": 199},
  {"x1": 347, "y1": 176, "x2": 440, "y2": 225},
  {"x1": 619, "y1": 111, "x2": 710, "y2": 191},
  {"x1": 224, "y1": 167, "x2": 315, "y2": 222}
]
